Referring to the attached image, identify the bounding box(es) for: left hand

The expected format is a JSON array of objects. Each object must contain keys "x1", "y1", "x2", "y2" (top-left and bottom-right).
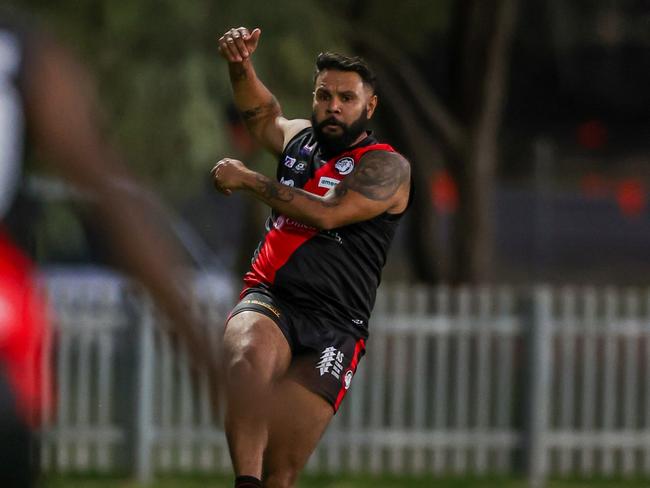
[{"x1": 211, "y1": 157, "x2": 251, "y2": 195}]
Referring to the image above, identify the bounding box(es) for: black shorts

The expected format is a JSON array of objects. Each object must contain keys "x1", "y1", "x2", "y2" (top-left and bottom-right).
[{"x1": 228, "y1": 287, "x2": 366, "y2": 412}]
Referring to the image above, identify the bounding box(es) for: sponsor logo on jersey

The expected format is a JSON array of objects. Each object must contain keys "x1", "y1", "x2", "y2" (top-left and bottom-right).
[
  {"x1": 321, "y1": 230, "x2": 343, "y2": 244},
  {"x1": 318, "y1": 176, "x2": 340, "y2": 189},
  {"x1": 335, "y1": 157, "x2": 355, "y2": 175},
  {"x1": 240, "y1": 298, "x2": 281, "y2": 318},
  {"x1": 274, "y1": 215, "x2": 316, "y2": 232},
  {"x1": 273, "y1": 215, "x2": 286, "y2": 229},
  {"x1": 316, "y1": 346, "x2": 345, "y2": 380},
  {"x1": 299, "y1": 143, "x2": 316, "y2": 158},
  {"x1": 280, "y1": 177, "x2": 295, "y2": 187},
  {"x1": 344, "y1": 369, "x2": 354, "y2": 390},
  {"x1": 283, "y1": 155, "x2": 297, "y2": 168},
  {"x1": 351, "y1": 318, "x2": 364, "y2": 326}
]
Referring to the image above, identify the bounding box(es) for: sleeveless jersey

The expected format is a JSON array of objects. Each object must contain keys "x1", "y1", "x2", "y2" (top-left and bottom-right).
[
  {"x1": 243, "y1": 128, "x2": 408, "y2": 337},
  {"x1": 0, "y1": 16, "x2": 51, "y2": 427}
]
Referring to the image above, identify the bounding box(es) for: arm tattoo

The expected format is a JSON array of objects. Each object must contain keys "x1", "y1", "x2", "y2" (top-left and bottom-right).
[
  {"x1": 229, "y1": 64, "x2": 248, "y2": 82},
  {"x1": 253, "y1": 174, "x2": 294, "y2": 202},
  {"x1": 239, "y1": 97, "x2": 281, "y2": 122},
  {"x1": 341, "y1": 151, "x2": 410, "y2": 201},
  {"x1": 252, "y1": 174, "x2": 339, "y2": 207}
]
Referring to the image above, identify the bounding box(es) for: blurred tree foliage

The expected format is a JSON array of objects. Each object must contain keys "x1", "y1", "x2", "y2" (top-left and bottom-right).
[
  {"x1": 9, "y1": 0, "x2": 349, "y2": 201},
  {"x1": 11, "y1": 0, "x2": 513, "y2": 283},
  {"x1": 328, "y1": 0, "x2": 518, "y2": 283}
]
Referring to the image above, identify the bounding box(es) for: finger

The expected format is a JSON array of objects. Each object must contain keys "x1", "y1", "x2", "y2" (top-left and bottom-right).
[
  {"x1": 231, "y1": 30, "x2": 249, "y2": 58},
  {"x1": 247, "y1": 28, "x2": 261, "y2": 51},
  {"x1": 217, "y1": 35, "x2": 233, "y2": 60},
  {"x1": 223, "y1": 35, "x2": 241, "y2": 62},
  {"x1": 237, "y1": 27, "x2": 250, "y2": 39},
  {"x1": 218, "y1": 38, "x2": 237, "y2": 62},
  {"x1": 210, "y1": 162, "x2": 223, "y2": 176}
]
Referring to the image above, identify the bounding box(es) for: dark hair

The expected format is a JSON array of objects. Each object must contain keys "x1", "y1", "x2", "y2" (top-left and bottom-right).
[{"x1": 314, "y1": 52, "x2": 377, "y2": 92}]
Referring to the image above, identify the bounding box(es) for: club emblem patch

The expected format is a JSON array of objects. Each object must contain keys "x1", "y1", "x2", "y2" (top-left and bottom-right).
[
  {"x1": 344, "y1": 369, "x2": 354, "y2": 390},
  {"x1": 335, "y1": 157, "x2": 355, "y2": 175}
]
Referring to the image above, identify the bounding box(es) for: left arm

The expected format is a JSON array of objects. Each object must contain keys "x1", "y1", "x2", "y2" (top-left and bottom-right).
[{"x1": 211, "y1": 150, "x2": 411, "y2": 230}]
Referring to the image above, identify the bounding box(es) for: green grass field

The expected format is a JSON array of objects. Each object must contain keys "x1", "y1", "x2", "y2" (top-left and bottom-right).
[{"x1": 41, "y1": 474, "x2": 650, "y2": 488}]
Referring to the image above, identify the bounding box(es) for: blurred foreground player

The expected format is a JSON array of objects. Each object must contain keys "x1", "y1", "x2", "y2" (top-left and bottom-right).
[
  {"x1": 212, "y1": 27, "x2": 411, "y2": 488},
  {"x1": 0, "y1": 11, "x2": 218, "y2": 487}
]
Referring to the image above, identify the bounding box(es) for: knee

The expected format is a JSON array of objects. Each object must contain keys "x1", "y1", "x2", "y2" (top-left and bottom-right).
[
  {"x1": 263, "y1": 468, "x2": 299, "y2": 488},
  {"x1": 223, "y1": 342, "x2": 266, "y2": 385}
]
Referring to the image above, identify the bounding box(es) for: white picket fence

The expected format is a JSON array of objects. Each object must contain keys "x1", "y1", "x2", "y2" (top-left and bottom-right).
[{"x1": 38, "y1": 275, "x2": 650, "y2": 485}]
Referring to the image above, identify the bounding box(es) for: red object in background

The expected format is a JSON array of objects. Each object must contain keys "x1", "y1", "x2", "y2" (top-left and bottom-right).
[
  {"x1": 226, "y1": 103, "x2": 259, "y2": 158},
  {"x1": 577, "y1": 119, "x2": 608, "y2": 150},
  {"x1": 431, "y1": 170, "x2": 458, "y2": 214},
  {"x1": 580, "y1": 172, "x2": 610, "y2": 199},
  {"x1": 229, "y1": 123, "x2": 258, "y2": 157},
  {"x1": 0, "y1": 230, "x2": 52, "y2": 428},
  {"x1": 616, "y1": 178, "x2": 646, "y2": 218}
]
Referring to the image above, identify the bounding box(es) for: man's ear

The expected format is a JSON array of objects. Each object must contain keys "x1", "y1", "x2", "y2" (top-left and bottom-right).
[{"x1": 366, "y1": 94, "x2": 378, "y2": 119}]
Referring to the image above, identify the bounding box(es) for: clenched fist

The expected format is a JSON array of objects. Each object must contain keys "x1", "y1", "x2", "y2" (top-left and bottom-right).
[
  {"x1": 217, "y1": 27, "x2": 261, "y2": 63},
  {"x1": 211, "y1": 158, "x2": 253, "y2": 195}
]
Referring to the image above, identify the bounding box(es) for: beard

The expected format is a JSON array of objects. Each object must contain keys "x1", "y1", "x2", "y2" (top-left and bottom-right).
[{"x1": 311, "y1": 109, "x2": 369, "y2": 156}]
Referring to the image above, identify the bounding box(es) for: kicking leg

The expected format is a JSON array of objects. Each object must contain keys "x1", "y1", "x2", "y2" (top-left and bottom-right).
[{"x1": 222, "y1": 311, "x2": 292, "y2": 480}]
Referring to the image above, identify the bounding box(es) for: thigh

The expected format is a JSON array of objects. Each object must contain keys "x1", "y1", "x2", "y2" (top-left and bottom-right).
[
  {"x1": 223, "y1": 310, "x2": 292, "y2": 383},
  {"x1": 263, "y1": 374, "x2": 334, "y2": 479}
]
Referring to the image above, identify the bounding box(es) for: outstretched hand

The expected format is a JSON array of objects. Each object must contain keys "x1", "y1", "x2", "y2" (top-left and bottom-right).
[{"x1": 217, "y1": 27, "x2": 261, "y2": 63}]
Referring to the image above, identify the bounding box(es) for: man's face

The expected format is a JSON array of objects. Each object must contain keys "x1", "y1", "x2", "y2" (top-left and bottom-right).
[{"x1": 311, "y1": 69, "x2": 377, "y2": 155}]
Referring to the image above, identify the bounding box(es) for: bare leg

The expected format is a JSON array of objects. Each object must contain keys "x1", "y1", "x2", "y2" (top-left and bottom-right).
[
  {"x1": 222, "y1": 312, "x2": 292, "y2": 478},
  {"x1": 262, "y1": 360, "x2": 334, "y2": 488}
]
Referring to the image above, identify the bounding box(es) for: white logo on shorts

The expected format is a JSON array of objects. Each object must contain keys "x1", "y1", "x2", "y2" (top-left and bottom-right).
[
  {"x1": 316, "y1": 346, "x2": 345, "y2": 379},
  {"x1": 344, "y1": 370, "x2": 354, "y2": 390}
]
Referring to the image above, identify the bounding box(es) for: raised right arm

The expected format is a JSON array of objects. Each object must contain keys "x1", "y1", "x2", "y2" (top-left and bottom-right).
[{"x1": 218, "y1": 27, "x2": 309, "y2": 155}]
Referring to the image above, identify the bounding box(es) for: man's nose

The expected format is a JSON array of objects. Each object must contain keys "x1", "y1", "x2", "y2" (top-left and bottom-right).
[{"x1": 326, "y1": 98, "x2": 342, "y2": 113}]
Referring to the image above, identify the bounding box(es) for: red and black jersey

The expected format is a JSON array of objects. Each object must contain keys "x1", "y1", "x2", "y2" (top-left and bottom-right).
[
  {"x1": 0, "y1": 16, "x2": 51, "y2": 427},
  {"x1": 242, "y1": 128, "x2": 409, "y2": 338}
]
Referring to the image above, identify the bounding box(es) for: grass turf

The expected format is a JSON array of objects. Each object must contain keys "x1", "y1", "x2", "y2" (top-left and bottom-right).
[{"x1": 41, "y1": 474, "x2": 650, "y2": 487}]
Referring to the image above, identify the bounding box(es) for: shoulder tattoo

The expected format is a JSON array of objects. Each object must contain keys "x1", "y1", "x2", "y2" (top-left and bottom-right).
[{"x1": 338, "y1": 150, "x2": 410, "y2": 201}]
